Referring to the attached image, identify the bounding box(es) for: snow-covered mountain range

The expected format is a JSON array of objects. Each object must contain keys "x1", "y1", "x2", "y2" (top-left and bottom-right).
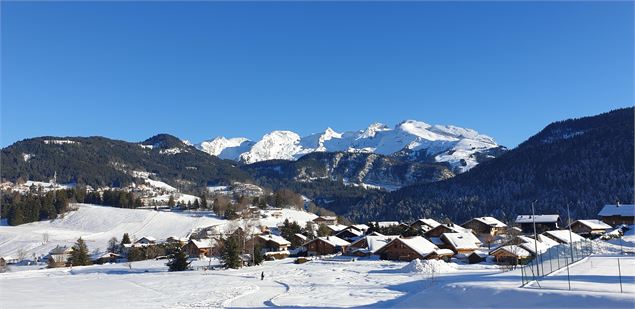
[{"x1": 197, "y1": 120, "x2": 503, "y2": 173}]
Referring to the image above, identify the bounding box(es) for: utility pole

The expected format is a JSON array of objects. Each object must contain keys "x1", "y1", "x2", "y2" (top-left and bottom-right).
[
  {"x1": 567, "y1": 202, "x2": 575, "y2": 263},
  {"x1": 531, "y1": 200, "x2": 540, "y2": 278}
]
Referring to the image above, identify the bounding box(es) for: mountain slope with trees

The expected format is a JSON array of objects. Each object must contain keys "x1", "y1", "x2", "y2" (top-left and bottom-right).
[{"x1": 346, "y1": 108, "x2": 634, "y2": 224}]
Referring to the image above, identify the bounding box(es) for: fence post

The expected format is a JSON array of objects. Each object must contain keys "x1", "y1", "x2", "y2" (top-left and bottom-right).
[
  {"x1": 557, "y1": 245, "x2": 560, "y2": 269},
  {"x1": 566, "y1": 255, "x2": 572, "y2": 291},
  {"x1": 618, "y1": 258, "x2": 623, "y2": 293},
  {"x1": 549, "y1": 247, "x2": 553, "y2": 274}
]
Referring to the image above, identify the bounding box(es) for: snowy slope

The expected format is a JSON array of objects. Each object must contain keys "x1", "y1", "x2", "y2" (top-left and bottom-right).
[
  {"x1": 196, "y1": 120, "x2": 501, "y2": 172},
  {"x1": 0, "y1": 204, "x2": 318, "y2": 260}
]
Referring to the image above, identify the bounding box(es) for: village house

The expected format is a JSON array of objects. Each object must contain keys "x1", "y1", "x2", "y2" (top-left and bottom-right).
[
  {"x1": 502, "y1": 234, "x2": 559, "y2": 256},
  {"x1": 165, "y1": 236, "x2": 188, "y2": 245},
  {"x1": 489, "y1": 245, "x2": 532, "y2": 265},
  {"x1": 348, "y1": 234, "x2": 397, "y2": 257},
  {"x1": 439, "y1": 232, "x2": 482, "y2": 255},
  {"x1": 541, "y1": 230, "x2": 585, "y2": 244},
  {"x1": 598, "y1": 204, "x2": 635, "y2": 226},
  {"x1": 567, "y1": 220, "x2": 613, "y2": 237},
  {"x1": 256, "y1": 234, "x2": 291, "y2": 259},
  {"x1": 313, "y1": 216, "x2": 338, "y2": 226},
  {"x1": 289, "y1": 233, "x2": 307, "y2": 247},
  {"x1": 374, "y1": 236, "x2": 440, "y2": 261},
  {"x1": 424, "y1": 224, "x2": 472, "y2": 238},
  {"x1": 410, "y1": 218, "x2": 441, "y2": 233},
  {"x1": 304, "y1": 236, "x2": 350, "y2": 256},
  {"x1": 135, "y1": 236, "x2": 157, "y2": 246},
  {"x1": 467, "y1": 251, "x2": 488, "y2": 264},
  {"x1": 461, "y1": 217, "x2": 507, "y2": 236},
  {"x1": 335, "y1": 227, "x2": 365, "y2": 242},
  {"x1": 325, "y1": 224, "x2": 348, "y2": 235},
  {"x1": 515, "y1": 215, "x2": 560, "y2": 234},
  {"x1": 371, "y1": 221, "x2": 400, "y2": 228},
  {"x1": 48, "y1": 245, "x2": 73, "y2": 267},
  {"x1": 93, "y1": 252, "x2": 121, "y2": 264},
  {"x1": 184, "y1": 238, "x2": 218, "y2": 258}
]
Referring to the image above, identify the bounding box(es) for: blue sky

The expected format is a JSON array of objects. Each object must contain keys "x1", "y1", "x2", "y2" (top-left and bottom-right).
[{"x1": 1, "y1": 1, "x2": 633, "y2": 148}]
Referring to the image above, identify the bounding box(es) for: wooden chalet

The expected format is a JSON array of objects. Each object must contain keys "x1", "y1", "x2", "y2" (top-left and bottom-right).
[
  {"x1": 424, "y1": 224, "x2": 472, "y2": 238},
  {"x1": 374, "y1": 236, "x2": 440, "y2": 261},
  {"x1": 135, "y1": 236, "x2": 157, "y2": 246},
  {"x1": 461, "y1": 217, "x2": 507, "y2": 236},
  {"x1": 256, "y1": 234, "x2": 291, "y2": 259},
  {"x1": 439, "y1": 232, "x2": 482, "y2": 255},
  {"x1": 184, "y1": 238, "x2": 218, "y2": 258},
  {"x1": 598, "y1": 204, "x2": 635, "y2": 226},
  {"x1": 541, "y1": 230, "x2": 585, "y2": 244},
  {"x1": 467, "y1": 251, "x2": 488, "y2": 264},
  {"x1": 304, "y1": 236, "x2": 350, "y2": 256},
  {"x1": 410, "y1": 218, "x2": 441, "y2": 233},
  {"x1": 515, "y1": 215, "x2": 560, "y2": 234},
  {"x1": 348, "y1": 235, "x2": 397, "y2": 257},
  {"x1": 313, "y1": 216, "x2": 338, "y2": 226},
  {"x1": 490, "y1": 245, "x2": 531, "y2": 265},
  {"x1": 568, "y1": 220, "x2": 613, "y2": 237},
  {"x1": 49, "y1": 245, "x2": 73, "y2": 267}
]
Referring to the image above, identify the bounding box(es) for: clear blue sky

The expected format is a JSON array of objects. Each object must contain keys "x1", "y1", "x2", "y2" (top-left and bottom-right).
[{"x1": 1, "y1": 1, "x2": 633, "y2": 148}]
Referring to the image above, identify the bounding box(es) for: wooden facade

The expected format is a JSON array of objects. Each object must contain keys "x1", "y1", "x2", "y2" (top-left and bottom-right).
[{"x1": 375, "y1": 239, "x2": 429, "y2": 261}]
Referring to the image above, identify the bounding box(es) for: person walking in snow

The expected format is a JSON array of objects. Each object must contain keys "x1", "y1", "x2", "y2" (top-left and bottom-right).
[{"x1": 261, "y1": 271, "x2": 264, "y2": 280}]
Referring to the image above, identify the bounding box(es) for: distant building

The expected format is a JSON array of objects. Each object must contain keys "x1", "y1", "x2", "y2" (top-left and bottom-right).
[
  {"x1": 568, "y1": 220, "x2": 613, "y2": 237},
  {"x1": 515, "y1": 215, "x2": 560, "y2": 234},
  {"x1": 184, "y1": 239, "x2": 218, "y2": 258},
  {"x1": 304, "y1": 236, "x2": 350, "y2": 256},
  {"x1": 424, "y1": 224, "x2": 472, "y2": 238},
  {"x1": 461, "y1": 217, "x2": 507, "y2": 236},
  {"x1": 256, "y1": 234, "x2": 291, "y2": 259},
  {"x1": 490, "y1": 245, "x2": 531, "y2": 265},
  {"x1": 541, "y1": 230, "x2": 585, "y2": 244},
  {"x1": 135, "y1": 237, "x2": 157, "y2": 246},
  {"x1": 410, "y1": 218, "x2": 441, "y2": 233},
  {"x1": 313, "y1": 216, "x2": 338, "y2": 226},
  {"x1": 598, "y1": 204, "x2": 635, "y2": 226},
  {"x1": 49, "y1": 246, "x2": 73, "y2": 267},
  {"x1": 374, "y1": 236, "x2": 441, "y2": 261},
  {"x1": 439, "y1": 232, "x2": 482, "y2": 255},
  {"x1": 348, "y1": 234, "x2": 397, "y2": 257}
]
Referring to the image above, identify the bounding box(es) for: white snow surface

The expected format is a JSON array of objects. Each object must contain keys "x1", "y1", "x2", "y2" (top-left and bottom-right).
[{"x1": 196, "y1": 120, "x2": 500, "y2": 172}]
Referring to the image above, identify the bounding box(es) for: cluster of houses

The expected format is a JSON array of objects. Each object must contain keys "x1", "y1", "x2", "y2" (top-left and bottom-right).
[{"x1": 30, "y1": 203, "x2": 634, "y2": 268}]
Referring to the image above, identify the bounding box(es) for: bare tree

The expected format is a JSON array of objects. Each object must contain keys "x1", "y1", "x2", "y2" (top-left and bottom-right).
[{"x1": 42, "y1": 232, "x2": 50, "y2": 245}]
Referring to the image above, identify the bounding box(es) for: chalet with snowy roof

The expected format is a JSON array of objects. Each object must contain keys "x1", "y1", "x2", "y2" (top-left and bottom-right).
[
  {"x1": 515, "y1": 215, "x2": 560, "y2": 234},
  {"x1": 49, "y1": 245, "x2": 73, "y2": 267},
  {"x1": 490, "y1": 245, "x2": 531, "y2": 265},
  {"x1": 313, "y1": 216, "x2": 338, "y2": 226},
  {"x1": 325, "y1": 224, "x2": 348, "y2": 235},
  {"x1": 424, "y1": 223, "x2": 472, "y2": 238},
  {"x1": 467, "y1": 251, "x2": 488, "y2": 264},
  {"x1": 568, "y1": 220, "x2": 613, "y2": 237},
  {"x1": 93, "y1": 252, "x2": 121, "y2": 264},
  {"x1": 256, "y1": 234, "x2": 291, "y2": 259},
  {"x1": 462, "y1": 217, "x2": 507, "y2": 236},
  {"x1": 541, "y1": 230, "x2": 585, "y2": 244},
  {"x1": 440, "y1": 232, "x2": 482, "y2": 255},
  {"x1": 184, "y1": 238, "x2": 218, "y2": 258},
  {"x1": 410, "y1": 218, "x2": 441, "y2": 233},
  {"x1": 304, "y1": 236, "x2": 350, "y2": 256},
  {"x1": 335, "y1": 227, "x2": 365, "y2": 241},
  {"x1": 290, "y1": 233, "x2": 307, "y2": 247},
  {"x1": 503, "y1": 235, "x2": 558, "y2": 256},
  {"x1": 348, "y1": 235, "x2": 397, "y2": 257},
  {"x1": 135, "y1": 236, "x2": 157, "y2": 246},
  {"x1": 375, "y1": 236, "x2": 440, "y2": 261},
  {"x1": 598, "y1": 204, "x2": 635, "y2": 226}
]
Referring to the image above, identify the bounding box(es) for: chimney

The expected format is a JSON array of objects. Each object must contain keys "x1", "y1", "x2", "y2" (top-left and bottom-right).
[{"x1": 326, "y1": 236, "x2": 330, "y2": 240}]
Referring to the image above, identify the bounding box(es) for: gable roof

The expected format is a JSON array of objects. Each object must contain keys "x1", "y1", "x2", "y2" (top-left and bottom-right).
[
  {"x1": 412, "y1": 218, "x2": 441, "y2": 229},
  {"x1": 470, "y1": 217, "x2": 507, "y2": 228},
  {"x1": 350, "y1": 235, "x2": 397, "y2": 254},
  {"x1": 570, "y1": 219, "x2": 613, "y2": 230},
  {"x1": 349, "y1": 224, "x2": 370, "y2": 231},
  {"x1": 258, "y1": 234, "x2": 291, "y2": 246},
  {"x1": 381, "y1": 236, "x2": 438, "y2": 257},
  {"x1": 50, "y1": 245, "x2": 72, "y2": 255},
  {"x1": 441, "y1": 232, "x2": 481, "y2": 250},
  {"x1": 336, "y1": 228, "x2": 364, "y2": 237},
  {"x1": 542, "y1": 230, "x2": 585, "y2": 244},
  {"x1": 314, "y1": 216, "x2": 337, "y2": 222},
  {"x1": 326, "y1": 224, "x2": 347, "y2": 232},
  {"x1": 426, "y1": 224, "x2": 472, "y2": 235},
  {"x1": 598, "y1": 204, "x2": 635, "y2": 217},
  {"x1": 491, "y1": 245, "x2": 531, "y2": 258},
  {"x1": 190, "y1": 238, "x2": 216, "y2": 249},
  {"x1": 309, "y1": 236, "x2": 350, "y2": 247},
  {"x1": 293, "y1": 233, "x2": 307, "y2": 241},
  {"x1": 515, "y1": 215, "x2": 560, "y2": 224}
]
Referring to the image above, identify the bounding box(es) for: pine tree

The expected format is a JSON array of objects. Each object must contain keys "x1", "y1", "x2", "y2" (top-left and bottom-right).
[
  {"x1": 168, "y1": 195, "x2": 175, "y2": 207},
  {"x1": 167, "y1": 248, "x2": 190, "y2": 271},
  {"x1": 200, "y1": 195, "x2": 207, "y2": 209},
  {"x1": 193, "y1": 199, "x2": 200, "y2": 209},
  {"x1": 253, "y1": 244, "x2": 264, "y2": 265},
  {"x1": 121, "y1": 233, "x2": 131, "y2": 246},
  {"x1": 221, "y1": 235, "x2": 241, "y2": 269},
  {"x1": 69, "y1": 237, "x2": 92, "y2": 266}
]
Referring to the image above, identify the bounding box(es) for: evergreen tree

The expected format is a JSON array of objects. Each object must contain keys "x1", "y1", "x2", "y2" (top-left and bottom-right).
[
  {"x1": 193, "y1": 199, "x2": 200, "y2": 209},
  {"x1": 253, "y1": 244, "x2": 264, "y2": 265},
  {"x1": 121, "y1": 233, "x2": 131, "y2": 246},
  {"x1": 69, "y1": 238, "x2": 92, "y2": 266},
  {"x1": 168, "y1": 195, "x2": 175, "y2": 207},
  {"x1": 200, "y1": 195, "x2": 207, "y2": 209},
  {"x1": 167, "y1": 248, "x2": 190, "y2": 271},
  {"x1": 317, "y1": 224, "x2": 331, "y2": 237},
  {"x1": 221, "y1": 235, "x2": 241, "y2": 269}
]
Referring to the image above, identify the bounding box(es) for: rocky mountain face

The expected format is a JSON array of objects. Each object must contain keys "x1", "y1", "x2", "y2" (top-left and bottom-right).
[{"x1": 197, "y1": 120, "x2": 506, "y2": 174}]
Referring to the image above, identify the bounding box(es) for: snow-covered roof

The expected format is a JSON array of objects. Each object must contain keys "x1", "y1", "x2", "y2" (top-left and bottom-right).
[
  {"x1": 49, "y1": 245, "x2": 72, "y2": 255},
  {"x1": 190, "y1": 238, "x2": 216, "y2": 249},
  {"x1": 258, "y1": 234, "x2": 291, "y2": 246},
  {"x1": 371, "y1": 221, "x2": 400, "y2": 228},
  {"x1": 434, "y1": 249, "x2": 455, "y2": 256},
  {"x1": 294, "y1": 233, "x2": 307, "y2": 241},
  {"x1": 542, "y1": 230, "x2": 585, "y2": 244},
  {"x1": 441, "y1": 232, "x2": 480, "y2": 250},
  {"x1": 472, "y1": 217, "x2": 507, "y2": 228},
  {"x1": 395, "y1": 236, "x2": 439, "y2": 257},
  {"x1": 137, "y1": 236, "x2": 157, "y2": 242},
  {"x1": 515, "y1": 235, "x2": 558, "y2": 255},
  {"x1": 413, "y1": 218, "x2": 441, "y2": 228},
  {"x1": 491, "y1": 245, "x2": 531, "y2": 258},
  {"x1": 326, "y1": 224, "x2": 347, "y2": 232},
  {"x1": 364, "y1": 235, "x2": 397, "y2": 254},
  {"x1": 598, "y1": 204, "x2": 635, "y2": 217},
  {"x1": 515, "y1": 215, "x2": 560, "y2": 224},
  {"x1": 367, "y1": 231, "x2": 385, "y2": 236},
  {"x1": 337, "y1": 228, "x2": 364, "y2": 237},
  {"x1": 350, "y1": 224, "x2": 370, "y2": 231},
  {"x1": 317, "y1": 236, "x2": 350, "y2": 247},
  {"x1": 435, "y1": 224, "x2": 472, "y2": 234},
  {"x1": 314, "y1": 216, "x2": 337, "y2": 222},
  {"x1": 570, "y1": 219, "x2": 612, "y2": 230}
]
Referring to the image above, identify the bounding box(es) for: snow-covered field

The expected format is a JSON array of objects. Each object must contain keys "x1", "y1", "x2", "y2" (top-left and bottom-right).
[
  {"x1": 0, "y1": 204, "x2": 315, "y2": 259},
  {"x1": 1, "y1": 255, "x2": 633, "y2": 309}
]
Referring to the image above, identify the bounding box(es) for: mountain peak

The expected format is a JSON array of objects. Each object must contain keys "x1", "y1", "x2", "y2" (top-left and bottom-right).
[{"x1": 141, "y1": 134, "x2": 185, "y2": 149}]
